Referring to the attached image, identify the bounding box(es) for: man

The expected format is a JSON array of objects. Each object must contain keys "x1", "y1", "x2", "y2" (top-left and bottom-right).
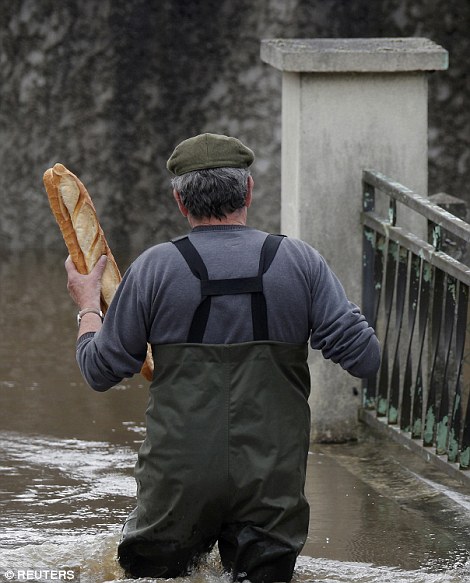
[{"x1": 65, "y1": 133, "x2": 380, "y2": 581}]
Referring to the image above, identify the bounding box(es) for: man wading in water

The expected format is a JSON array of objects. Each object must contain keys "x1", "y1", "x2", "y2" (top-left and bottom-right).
[{"x1": 65, "y1": 133, "x2": 380, "y2": 581}]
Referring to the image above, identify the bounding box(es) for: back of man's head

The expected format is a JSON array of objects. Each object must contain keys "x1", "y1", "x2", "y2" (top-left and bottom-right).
[{"x1": 167, "y1": 133, "x2": 254, "y2": 219}]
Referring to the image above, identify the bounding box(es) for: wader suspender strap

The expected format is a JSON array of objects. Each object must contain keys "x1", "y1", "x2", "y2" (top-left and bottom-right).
[{"x1": 172, "y1": 234, "x2": 285, "y2": 343}]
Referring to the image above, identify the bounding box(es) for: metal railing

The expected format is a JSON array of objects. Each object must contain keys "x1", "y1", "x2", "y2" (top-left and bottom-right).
[{"x1": 361, "y1": 169, "x2": 470, "y2": 483}]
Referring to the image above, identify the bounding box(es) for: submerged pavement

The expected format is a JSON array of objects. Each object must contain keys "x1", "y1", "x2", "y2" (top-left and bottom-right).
[
  {"x1": 301, "y1": 425, "x2": 470, "y2": 581},
  {"x1": 1, "y1": 424, "x2": 469, "y2": 583}
]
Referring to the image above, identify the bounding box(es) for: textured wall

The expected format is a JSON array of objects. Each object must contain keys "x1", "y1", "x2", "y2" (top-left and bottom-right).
[{"x1": 0, "y1": 0, "x2": 468, "y2": 254}]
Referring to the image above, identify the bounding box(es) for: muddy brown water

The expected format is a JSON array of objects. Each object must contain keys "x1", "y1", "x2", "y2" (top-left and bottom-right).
[{"x1": 1, "y1": 250, "x2": 470, "y2": 582}]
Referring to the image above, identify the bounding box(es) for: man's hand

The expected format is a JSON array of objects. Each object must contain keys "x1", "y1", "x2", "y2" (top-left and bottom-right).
[{"x1": 65, "y1": 254, "x2": 108, "y2": 310}]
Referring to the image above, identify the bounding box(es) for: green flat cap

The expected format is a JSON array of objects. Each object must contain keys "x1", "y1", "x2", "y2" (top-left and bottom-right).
[{"x1": 167, "y1": 133, "x2": 254, "y2": 175}]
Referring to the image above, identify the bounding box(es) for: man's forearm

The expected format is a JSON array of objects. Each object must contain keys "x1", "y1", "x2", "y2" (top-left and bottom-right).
[
  {"x1": 77, "y1": 310, "x2": 103, "y2": 339},
  {"x1": 65, "y1": 254, "x2": 108, "y2": 340}
]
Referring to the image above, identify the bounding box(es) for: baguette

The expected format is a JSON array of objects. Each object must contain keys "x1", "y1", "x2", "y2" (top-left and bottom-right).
[{"x1": 43, "y1": 163, "x2": 154, "y2": 382}]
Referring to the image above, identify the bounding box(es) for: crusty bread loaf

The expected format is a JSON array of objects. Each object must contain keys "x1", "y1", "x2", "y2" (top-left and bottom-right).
[
  {"x1": 43, "y1": 163, "x2": 121, "y2": 307},
  {"x1": 43, "y1": 163, "x2": 154, "y2": 382}
]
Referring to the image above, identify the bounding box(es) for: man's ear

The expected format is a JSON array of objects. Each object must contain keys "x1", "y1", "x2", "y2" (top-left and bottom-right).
[
  {"x1": 173, "y1": 189, "x2": 189, "y2": 217},
  {"x1": 245, "y1": 175, "x2": 254, "y2": 208}
]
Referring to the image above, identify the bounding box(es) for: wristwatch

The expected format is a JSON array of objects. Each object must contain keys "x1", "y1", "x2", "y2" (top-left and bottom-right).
[{"x1": 77, "y1": 308, "x2": 104, "y2": 327}]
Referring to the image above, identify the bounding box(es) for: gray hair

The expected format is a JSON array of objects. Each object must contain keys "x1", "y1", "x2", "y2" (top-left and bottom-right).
[{"x1": 171, "y1": 167, "x2": 251, "y2": 219}]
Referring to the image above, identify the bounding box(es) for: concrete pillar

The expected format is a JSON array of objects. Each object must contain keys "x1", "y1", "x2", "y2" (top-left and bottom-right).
[{"x1": 261, "y1": 38, "x2": 448, "y2": 442}]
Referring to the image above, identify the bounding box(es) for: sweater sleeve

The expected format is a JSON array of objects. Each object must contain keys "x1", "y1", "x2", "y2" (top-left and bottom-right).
[{"x1": 309, "y1": 255, "x2": 380, "y2": 378}]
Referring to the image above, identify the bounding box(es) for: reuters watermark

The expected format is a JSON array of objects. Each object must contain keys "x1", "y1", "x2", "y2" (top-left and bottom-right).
[{"x1": 2, "y1": 569, "x2": 80, "y2": 582}]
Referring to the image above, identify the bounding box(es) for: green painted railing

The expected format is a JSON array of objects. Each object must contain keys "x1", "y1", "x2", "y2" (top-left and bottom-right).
[{"x1": 361, "y1": 170, "x2": 470, "y2": 481}]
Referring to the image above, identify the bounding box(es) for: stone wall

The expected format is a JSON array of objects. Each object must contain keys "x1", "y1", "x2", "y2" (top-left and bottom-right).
[{"x1": 0, "y1": 0, "x2": 468, "y2": 255}]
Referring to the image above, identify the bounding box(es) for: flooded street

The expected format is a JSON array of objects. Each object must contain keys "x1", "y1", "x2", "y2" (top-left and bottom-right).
[{"x1": 1, "y1": 251, "x2": 470, "y2": 582}]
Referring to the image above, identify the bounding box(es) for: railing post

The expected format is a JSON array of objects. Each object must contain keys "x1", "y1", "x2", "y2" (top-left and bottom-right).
[
  {"x1": 261, "y1": 38, "x2": 448, "y2": 442},
  {"x1": 362, "y1": 179, "x2": 377, "y2": 410}
]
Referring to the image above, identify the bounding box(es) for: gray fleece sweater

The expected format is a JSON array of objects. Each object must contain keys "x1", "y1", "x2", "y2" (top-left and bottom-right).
[{"x1": 77, "y1": 225, "x2": 380, "y2": 390}]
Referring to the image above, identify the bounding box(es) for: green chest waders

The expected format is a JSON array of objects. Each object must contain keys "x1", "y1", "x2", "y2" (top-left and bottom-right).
[{"x1": 118, "y1": 235, "x2": 312, "y2": 582}]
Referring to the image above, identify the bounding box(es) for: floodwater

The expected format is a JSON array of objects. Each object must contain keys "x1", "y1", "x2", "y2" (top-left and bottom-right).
[{"x1": 1, "y1": 250, "x2": 470, "y2": 583}]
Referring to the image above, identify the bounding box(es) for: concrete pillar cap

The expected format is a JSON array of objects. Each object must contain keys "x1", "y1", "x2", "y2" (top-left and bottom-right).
[{"x1": 261, "y1": 38, "x2": 448, "y2": 73}]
